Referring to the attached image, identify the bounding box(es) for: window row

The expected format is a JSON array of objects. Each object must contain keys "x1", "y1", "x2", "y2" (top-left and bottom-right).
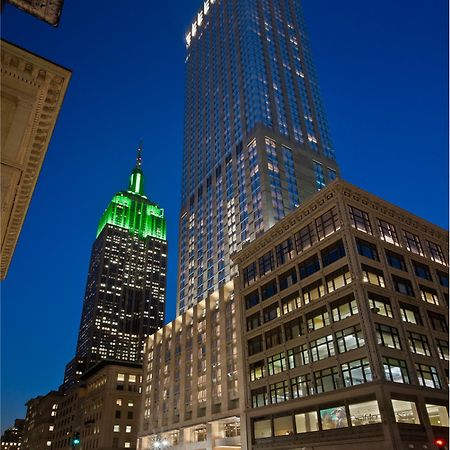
[
  {"x1": 252, "y1": 399, "x2": 448, "y2": 440},
  {"x1": 245, "y1": 262, "x2": 352, "y2": 310},
  {"x1": 251, "y1": 358, "x2": 372, "y2": 407},
  {"x1": 349, "y1": 206, "x2": 447, "y2": 265},
  {"x1": 243, "y1": 207, "x2": 341, "y2": 286}
]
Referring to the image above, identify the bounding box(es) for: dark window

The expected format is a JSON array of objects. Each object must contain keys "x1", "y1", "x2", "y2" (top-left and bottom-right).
[
  {"x1": 316, "y1": 207, "x2": 340, "y2": 240},
  {"x1": 437, "y1": 270, "x2": 449, "y2": 287},
  {"x1": 314, "y1": 366, "x2": 340, "y2": 393},
  {"x1": 356, "y1": 238, "x2": 379, "y2": 260},
  {"x1": 299, "y1": 255, "x2": 320, "y2": 279},
  {"x1": 243, "y1": 262, "x2": 257, "y2": 287},
  {"x1": 428, "y1": 241, "x2": 447, "y2": 265},
  {"x1": 392, "y1": 275, "x2": 414, "y2": 296},
  {"x1": 321, "y1": 239, "x2": 345, "y2": 267},
  {"x1": 336, "y1": 325, "x2": 365, "y2": 352},
  {"x1": 265, "y1": 327, "x2": 283, "y2": 349},
  {"x1": 413, "y1": 261, "x2": 432, "y2": 281},
  {"x1": 383, "y1": 357, "x2": 410, "y2": 384},
  {"x1": 285, "y1": 317, "x2": 302, "y2": 341},
  {"x1": 378, "y1": 219, "x2": 399, "y2": 245},
  {"x1": 261, "y1": 279, "x2": 278, "y2": 301},
  {"x1": 294, "y1": 223, "x2": 317, "y2": 253},
  {"x1": 251, "y1": 387, "x2": 268, "y2": 408},
  {"x1": 436, "y1": 339, "x2": 449, "y2": 360},
  {"x1": 259, "y1": 251, "x2": 275, "y2": 276},
  {"x1": 245, "y1": 290, "x2": 260, "y2": 309},
  {"x1": 386, "y1": 250, "x2": 407, "y2": 271},
  {"x1": 349, "y1": 206, "x2": 372, "y2": 234},
  {"x1": 247, "y1": 312, "x2": 261, "y2": 331},
  {"x1": 115, "y1": 410, "x2": 121, "y2": 419},
  {"x1": 291, "y1": 374, "x2": 313, "y2": 398},
  {"x1": 279, "y1": 267, "x2": 298, "y2": 291},
  {"x1": 263, "y1": 302, "x2": 280, "y2": 323},
  {"x1": 403, "y1": 230, "x2": 424, "y2": 256},
  {"x1": 275, "y1": 238, "x2": 295, "y2": 266},
  {"x1": 248, "y1": 336, "x2": 263, "y2": 356},
  {"x1": 287, "y1": 344, "x2": 309, "y2": 368},
  {"x1": 127, "y1": 411, "x2": 133, "y2": 420},
  {"x1": 415, "y1": 364, "x2": 441, "y2": 389},
  {"x1": 428, "y1": 312, "x2": 448, "y2": 333}
]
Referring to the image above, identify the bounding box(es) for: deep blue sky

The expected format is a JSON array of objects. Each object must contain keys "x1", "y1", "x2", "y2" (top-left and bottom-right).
[{"x1": 1, "y1": 0, "x2": 448, "y2": 432}]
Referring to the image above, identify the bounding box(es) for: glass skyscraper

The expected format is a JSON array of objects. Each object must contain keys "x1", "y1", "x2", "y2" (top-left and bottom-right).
[
  {"x1": 64, "y1": 149, "x2": 167, "y2": 386},
  {"x1": 178, "y1": 0, "x2": 339, "y2": 313}
]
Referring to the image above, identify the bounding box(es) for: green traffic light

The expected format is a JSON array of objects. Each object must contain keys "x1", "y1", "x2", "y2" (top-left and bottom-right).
[{"x1": 73, "y1": 438, "x2": 80, "y2": 445}]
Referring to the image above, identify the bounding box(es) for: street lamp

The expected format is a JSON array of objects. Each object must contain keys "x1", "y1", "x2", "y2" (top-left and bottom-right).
[{"x1": 153, "y1": 439, "x2": 169, "y2": 448}]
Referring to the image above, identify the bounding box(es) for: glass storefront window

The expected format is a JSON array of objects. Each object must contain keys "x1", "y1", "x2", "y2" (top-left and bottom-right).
[
  {"x1": 274, "y1": 416, "x2": 294, "y2": 436},
  {"x1": 349, "y1": 400, "x2": 382, "y2": 426},
  {"x1": 391, "y1": 399, "x2": 421, "y2": 424},
  {"x1": 320, "y1": 406, "x2": 348, "y2": 430},
  {"x1": 425, "y1": 404, "x2": 449, "y2": 427},
  {"x1": 295, "y1": 411, "x2": 319, "y2": 433},
  {"x1": 254, "y1": 419, "x2": 272, "y2": 439}
]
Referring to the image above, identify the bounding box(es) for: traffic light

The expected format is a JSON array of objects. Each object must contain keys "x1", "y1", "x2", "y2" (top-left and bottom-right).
[
  {"x1": 72, "y1": 432, "x2": 80, "y2": 446},
  {"x1": 435, "y1": 438, "x2": 447, "y2": 450}
]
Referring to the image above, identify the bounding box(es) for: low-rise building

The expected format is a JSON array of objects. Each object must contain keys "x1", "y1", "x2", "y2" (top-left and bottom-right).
[
  {"x1": 138, "y1": 281, "x2": 244, "y2": 449},
  {"x1": 1, "y1": 419, "x2": 25, "y2": 449},
  {"x1": 234, "y1": 179, "x2": 449, "y2": 450},
  {"x1": 22, "y1": 391, "x2": 62, "y2": 450},
  {"x1": 51, "y1": 360, "x2": 143, "y2": 450}
]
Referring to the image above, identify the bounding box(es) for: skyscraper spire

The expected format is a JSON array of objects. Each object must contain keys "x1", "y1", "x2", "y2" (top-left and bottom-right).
[{"x1": 136, "y1": 141, "x2": 143, "y2": 169}]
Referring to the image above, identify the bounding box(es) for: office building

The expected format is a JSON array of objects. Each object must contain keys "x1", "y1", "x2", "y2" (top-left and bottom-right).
[
  {"x1": 52, "y1": 361, "x2": 143, "y2": 450},
  {"x1": 64, "y1": 148, "x2": 167, "y2": 386},
  {"x1": 178, "y1": 0, "x2": 339, "y2": 313},
  {"x1": 21, "y1": 391, "x2": 63, "y2": 450},
  {"x1": 139, "y1": 282, "x2": 244, "y2": 450},
  {"x1": 139, "y1": 179, "x2": 449, "y2": 450},
  {"x1": 234, "y1": 179, "x2": 449, "y2": 449},
  {"x1": 0, "y1": 39, "x2": 71, "y2": 279},
  {"x1": 1, "y1": 419, "x2": 25, "y2": 449}
]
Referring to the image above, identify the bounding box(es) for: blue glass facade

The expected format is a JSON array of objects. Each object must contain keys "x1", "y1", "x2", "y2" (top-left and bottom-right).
[{"x1": 178, "y1": 0, "x2": 339, "y2": 313}]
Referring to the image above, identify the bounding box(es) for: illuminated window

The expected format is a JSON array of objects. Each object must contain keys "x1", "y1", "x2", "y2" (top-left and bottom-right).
[
  {"x1": 362, "y1": 264, "x2": 385, "y2": 287},
  {"x1": 125, "y1": 425, "x2": 132, "y2": 433},
  {"x1": 314, "y1": 366, "x2": 339, "y2": 393},
  {"x1": 117, "y1": 373, "x2": 125, "y2": 382},
  {"x1": 253, "y1": 419, "x2": 272, "y2": 439},
  {"x1": 391, "y1": 399, "x2": 420, "y2": 424},
  {"x1": 341, "y1": 358, "x2": 372, "y2": 386},
  {"x1": 269, "y1": 380, "x2": 290, "y2": 403},
  {"x1": 320, "y1": 405, "x2": 348, "y2": 429},
  {"x1": 113, "y1": 425, "x2": 120, "y2": 432},
  {"x1": 129, "y1": 375, "x2": 136, "y2": 383},
  {"x1": 349, "y1": 400, "x2": 381, "y2": 426},
  {"x1": 274, "y1": 415, "x2": 294, "y2": 436},
  {"x1": 376, "y1": 323, "x2": 401, "y2": 349},
  {"x1": 295, "y1": 411, "x2": 318, "y2": 432},
  {"x1": 368, "y1": 293, "x2": 393, "y2": 317},
  {"x1": 420, "y1": 286, "x2": 439, "y2": 305},
  {"x1": 425, "y1": 404, "x2": 449, "y2": 427}
]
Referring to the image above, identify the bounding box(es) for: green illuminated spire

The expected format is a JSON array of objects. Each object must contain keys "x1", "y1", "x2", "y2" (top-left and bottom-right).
[{"x1": 96, "y1": 144, "x2": 166, "y2": 240}]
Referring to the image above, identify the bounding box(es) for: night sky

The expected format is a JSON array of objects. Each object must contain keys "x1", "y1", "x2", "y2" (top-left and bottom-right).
[{"x1": 1, "y1": 0, "x2": 448, "y2": 432}]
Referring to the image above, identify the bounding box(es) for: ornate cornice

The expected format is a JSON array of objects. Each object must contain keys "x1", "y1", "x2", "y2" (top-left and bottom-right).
[
  {"x1": 1, "y1": 40, "x2": 71, "y2": 279},
  {"x1": 233, "y1": 179, "x2": 448, "y2": 266},
  {"x1": 6, "y1": 0, "x2": 64, "y2": 26}
]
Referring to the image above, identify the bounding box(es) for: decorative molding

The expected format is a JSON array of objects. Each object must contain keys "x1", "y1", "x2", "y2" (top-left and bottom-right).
[
  {"x1": 233, "y1": 179, "x2": 448, "y2": 266},
  {"x1": 1, "y1": 40, "x2": 71, "y2": 279},
  {"x1": 7, "y1": 0, "x2": 64, "y2": 26}
]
